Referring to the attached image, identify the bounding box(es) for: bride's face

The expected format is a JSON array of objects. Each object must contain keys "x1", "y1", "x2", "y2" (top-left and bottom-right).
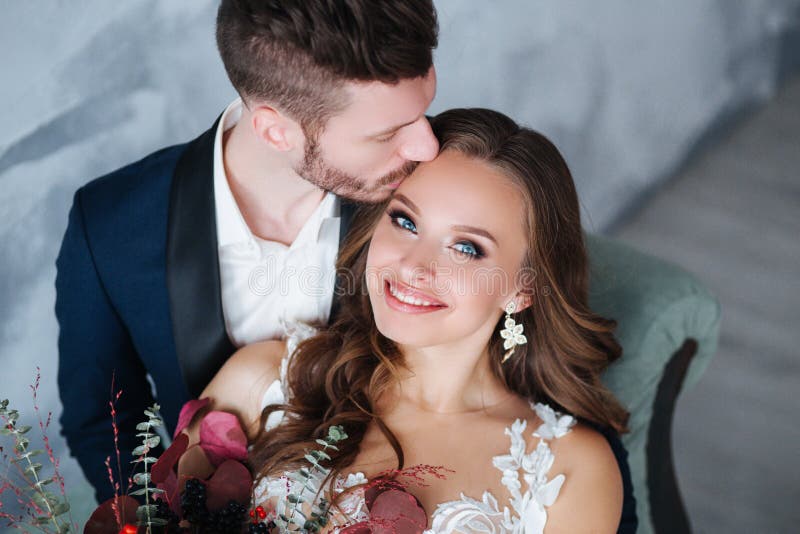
[{"x1": 365, "y1": 149, "x2": 530, "y2": 350}]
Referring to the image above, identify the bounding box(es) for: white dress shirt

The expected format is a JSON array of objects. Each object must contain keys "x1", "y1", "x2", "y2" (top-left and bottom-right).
[{"x1": 213, "y1": 99, "x2": 341, "y2": 347}]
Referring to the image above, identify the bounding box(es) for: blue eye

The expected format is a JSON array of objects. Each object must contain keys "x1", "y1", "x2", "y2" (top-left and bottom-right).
[
  {"x1": 452, "y1": 241, "x2": 484, "y2": 258},
  {"x1": 388, "y1": 210, "x2": 417, "y2": 233}
]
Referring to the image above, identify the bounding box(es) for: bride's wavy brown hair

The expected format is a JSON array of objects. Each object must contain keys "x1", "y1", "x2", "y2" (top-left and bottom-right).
[{"x1": 249, "y1": 108, "x2": 629, "y2": 487}]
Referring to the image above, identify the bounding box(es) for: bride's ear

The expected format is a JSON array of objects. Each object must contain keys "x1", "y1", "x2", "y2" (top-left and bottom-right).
[{"x1": 504, "y1": 292, "x2": 533, "y2": 315}]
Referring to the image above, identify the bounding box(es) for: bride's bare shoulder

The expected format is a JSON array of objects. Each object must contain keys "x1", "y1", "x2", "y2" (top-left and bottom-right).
[
  {"x1": 546, "y1": 421, "x2": 623, "y2": 532},
  {"x1": 200, "y1": 340, "x2": 287, "y2": 434}
]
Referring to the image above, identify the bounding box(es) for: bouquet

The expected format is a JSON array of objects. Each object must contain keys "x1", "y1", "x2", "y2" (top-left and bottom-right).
[{"x1": 1, "y1": 372, "x2": 449, "y2": 533}]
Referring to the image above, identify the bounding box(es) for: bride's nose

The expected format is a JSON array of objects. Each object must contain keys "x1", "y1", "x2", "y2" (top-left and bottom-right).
[{"x1": 397, "y1": 239, "x2": 439, "y2": 286}]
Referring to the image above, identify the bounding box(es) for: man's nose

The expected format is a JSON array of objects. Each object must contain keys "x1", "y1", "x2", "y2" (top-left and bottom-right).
[{"x1": 397, "y1": 118, "x2": 439, "y2": 162}]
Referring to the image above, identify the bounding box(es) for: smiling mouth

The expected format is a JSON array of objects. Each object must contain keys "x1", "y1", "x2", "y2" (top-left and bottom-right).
[{"x1": 383, "y1": 280, "x2": 447, "y2": 313}]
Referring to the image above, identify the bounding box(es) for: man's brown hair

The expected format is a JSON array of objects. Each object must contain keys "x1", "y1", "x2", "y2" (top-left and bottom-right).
[{"x1": 216, "y1": 0, "x2": 438, "y2": 134}]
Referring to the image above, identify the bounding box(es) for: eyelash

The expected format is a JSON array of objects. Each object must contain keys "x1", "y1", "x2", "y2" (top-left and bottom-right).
[
  {"x1": 376, "y1": 132, "x2": 397, "y2": 143},
  {"x1": 386, "y1": 209, "x2": 486, "y2": 259}
]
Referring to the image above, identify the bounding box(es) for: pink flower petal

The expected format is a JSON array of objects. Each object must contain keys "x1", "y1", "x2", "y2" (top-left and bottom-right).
[
  {"x1": 173, "y1": 397, "x2": 211, "y2": 438},
  {"x1": 199, "y1": 410, "x2": 247, "y2": 466}
]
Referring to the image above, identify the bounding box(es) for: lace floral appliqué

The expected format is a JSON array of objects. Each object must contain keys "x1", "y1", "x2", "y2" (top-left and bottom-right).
[{"x1": 425, "y1": 403, "x2": 575, "y2": 534}]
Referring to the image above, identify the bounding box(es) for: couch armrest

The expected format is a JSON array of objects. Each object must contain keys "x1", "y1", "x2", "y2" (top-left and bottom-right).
[{"x1": 585, "y1": 233, "x2": 721, "y2": 534}]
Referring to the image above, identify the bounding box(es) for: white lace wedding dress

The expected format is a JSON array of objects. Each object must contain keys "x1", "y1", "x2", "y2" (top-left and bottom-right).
[{"x1": 252, "y1": 323, "x2": 576, "y2": 534}]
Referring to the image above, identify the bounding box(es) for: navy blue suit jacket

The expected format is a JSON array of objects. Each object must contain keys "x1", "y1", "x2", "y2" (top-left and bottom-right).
[
  {"x1": 54, "y1": 119, "x2": 360, "y2": 504},
  {"x1": 55, "y1": 118, "x2": 635, "y2": 531}
]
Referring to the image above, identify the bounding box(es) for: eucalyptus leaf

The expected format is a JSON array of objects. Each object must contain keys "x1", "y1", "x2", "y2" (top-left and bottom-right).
[
  {"x1": 25, "y1": 462, "x2": 43, "y2": 475},
  {"x1": 133, "y1": 472, "x2": 151, "y2": 485}
]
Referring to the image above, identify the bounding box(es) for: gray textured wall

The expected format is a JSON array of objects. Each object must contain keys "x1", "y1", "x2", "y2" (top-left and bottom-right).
[{"x1": 1, "y1": 0, "x2": 798, "y2": 528}]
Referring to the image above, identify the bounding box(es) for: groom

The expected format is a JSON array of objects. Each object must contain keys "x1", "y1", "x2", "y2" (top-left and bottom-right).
[{"x1": 55, "y1": 0, "x2": 439, "y2": 503}]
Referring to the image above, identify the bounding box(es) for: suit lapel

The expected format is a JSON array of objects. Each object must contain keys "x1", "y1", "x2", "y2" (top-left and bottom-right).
[
  {"x1": 330, "y1": 199, "x2": 358, "y2": 321},
  {"x1": 166, "y1": 117, "x2": 236, "y2": 398}
]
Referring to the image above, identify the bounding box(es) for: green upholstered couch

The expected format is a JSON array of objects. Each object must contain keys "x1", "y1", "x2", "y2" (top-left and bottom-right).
[{"x1": 587, "y1": 233, "x2": 721, "y2": 534}]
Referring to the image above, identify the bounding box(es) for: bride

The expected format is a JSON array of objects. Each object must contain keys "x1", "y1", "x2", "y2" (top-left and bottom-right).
[{"x1": 192, "y1": 108, "x2": 630, "y2": 533}]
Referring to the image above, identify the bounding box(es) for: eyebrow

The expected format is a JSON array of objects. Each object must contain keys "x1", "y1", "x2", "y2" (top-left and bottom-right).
[{"x1": 393, "y1": 194, "x2": 499, "y2": 246}]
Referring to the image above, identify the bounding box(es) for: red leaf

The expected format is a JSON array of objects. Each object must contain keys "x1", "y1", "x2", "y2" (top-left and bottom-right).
[
  {"x1": 340, "y1": 523, "x2": 371, "y2": 534},
  {"x1": 173, "y1": 398, "x2": 211, "y2": 438},
  {"x1": 199, "y1": 411, "x2": 247, "y2": 466},
  {"x1": 84, "y1": 495, "x2": 139, "y2": 534},
  {"x1": 205, "y1": 459, "x2": 253, "y2": 511},
  {"x1": 364, "y1": 478, "x2": 404, "y2": 510},
  {"x1": 159, "y1": 469, "x2": 181, "y2": 516},
  {"x1": 152, "y1": 432, "x2": 188, "y2": 484},
  {"x1": 370, "y1": 489, "x2": 427, "y2": 534}
]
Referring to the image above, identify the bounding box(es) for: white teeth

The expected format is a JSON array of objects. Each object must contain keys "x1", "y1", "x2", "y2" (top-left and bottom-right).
[{"x1": 389, "y1": 283, "x2": 437, "y2": 307}]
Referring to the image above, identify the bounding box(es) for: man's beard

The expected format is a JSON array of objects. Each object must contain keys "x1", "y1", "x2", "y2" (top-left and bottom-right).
[{"x1": 295, "y1": 136, "x2": 418, "y2": 203}]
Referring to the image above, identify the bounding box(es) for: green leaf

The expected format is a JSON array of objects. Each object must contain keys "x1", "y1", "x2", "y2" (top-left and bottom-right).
[
  {"x1": 25, "y1": 462, "x2": 43, "y2": 475},
  {"x1": 33, "y1": 491, "x2": 59, "y2": 507},
  {"x1": 303, "y1": 454, "x2": 319, "y2": 466},
  {"x1": 143, "y1": 410, "x2": 157, "y2": 418},
  {"x1": 59, "y1": 523, "x2": 71, "y2": 533},
  {"x1": 140, "y1": 517, "x2": 169, "y2": 527},
  {"x1": 133, "y1": 472, "x2": 151, "y2": 485},
  {"x1": 53, "y1": 502, "x2": 70, "y2": 515},
  {"x1": 327, "y1": 425, "x2": 346, "y2": 441},
  {"x1": 129, "y1": 487, "x2": 148, "y2": 496},
  {"x1": 148, "y1": 418, "x2": 163, "y2": 427},
  {"x1": 135, "y1": 422, "x2": 151, "y2": 431},
  {"x1": 136, "y1": 504, "x2": 159, "y2": 516},
  {"x1": 131, "y1": 456, "x2": 157, "y2": 464},
  {"x1": 309, "y1": 450, "x2": 330, "y2": 461},
  {"x1": 36, "y1": 477, "x2": 56, "y2": 487},
  {"x1": 16, "y1": 425, "x2": 32, "y2": 434}
]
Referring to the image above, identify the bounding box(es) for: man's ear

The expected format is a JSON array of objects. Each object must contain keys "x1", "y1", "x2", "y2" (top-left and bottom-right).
[{"x1": 251, "y1": 105, "x2": 301, "y2": 152}]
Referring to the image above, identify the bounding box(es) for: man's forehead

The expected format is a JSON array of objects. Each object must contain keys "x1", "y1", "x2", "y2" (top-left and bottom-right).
[{"x1": 333, "y1": 69, "x2": 436, "y2": 131}]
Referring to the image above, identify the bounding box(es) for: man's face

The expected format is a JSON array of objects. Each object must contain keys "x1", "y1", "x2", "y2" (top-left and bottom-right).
[{"x1": 295, "y1": 67, "x2": 439, "y2": 203}]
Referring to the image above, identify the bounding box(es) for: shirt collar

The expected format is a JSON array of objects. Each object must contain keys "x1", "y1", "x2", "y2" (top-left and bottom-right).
[{"x1": 213, "y1": 98, "x2": 340, "y2": 249}]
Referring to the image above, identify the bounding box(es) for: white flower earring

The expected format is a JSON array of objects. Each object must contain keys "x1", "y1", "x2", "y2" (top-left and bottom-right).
[{"x1": 500, "y1": 301, "x2": 527, "y2": 363}]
